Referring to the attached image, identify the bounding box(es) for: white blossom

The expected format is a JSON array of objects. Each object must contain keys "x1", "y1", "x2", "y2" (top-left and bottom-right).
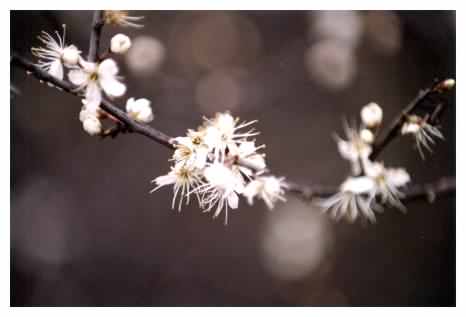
[
  {"x1": 202, "y1": 112, "x2": 259, "y2": 161},
  {"x1": 150, "y1": 163, "x2": 204, "y2": 212},
  {"x1": 243, "y1": 176, "x2": 287, "y2": 210},
  {"x1": 125, "y1": 97, "x2": 153, "y2": 123},
  {"x1": 68, "y1": 58, "x2": 126, "y2": 109},
  {"x1": 228, "y1": 141, "x2": 266, "y2": 177},
  {"x1": 172, "y1": 129, "x2": 209, "y2": 170},
  {"x1": 195, "y1": 162, "x2": 245, "y2": 225},
  {"x1": 82, "y1": 116, "x2": 102, "y2": 136},
  {"x1": 104, "y1": 10, "x2": 144, "y2": 28},
  {"x1": 336, "y1": 122, "x2": 372, "y2": 175},
  {"x1": 31, "y1": 25, "x2": 81, "y2": 80},
  {"x1": 401, "y1": 115, "x2": 444, "y2": 159},
  {"x1": 360, "y1": 102, "x2": 383, "y2": 127},
  {"x1": 318, "y1": 176, "x2": 379, "y2": 223},
  {"x1": 111, "y1": 33, "x2": 132, "y2": 54},
  {"x1": 365, "y1": 162, "x2": 410, "y2": 210},
  {"x1": 359, "y1": 128, "x2": 375, "y2": 144}
]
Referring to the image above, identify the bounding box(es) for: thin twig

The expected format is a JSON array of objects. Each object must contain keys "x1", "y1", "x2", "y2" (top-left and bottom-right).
[
  {"x1": 88, "y1": 10, "x2": 104, "y2": 62},
  {"x1": 369, "y1": 80, "x2": 454, "y2": 160}
]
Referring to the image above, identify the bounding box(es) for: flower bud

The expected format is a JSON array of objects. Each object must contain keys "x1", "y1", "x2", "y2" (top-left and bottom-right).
[
  {"x1": 82, "y1": 116, "x2": 102, "y2": 136},
  {"x1": 401, "y1": 122, "x2": 420, "y2": 135},
  {"x1": 111, "y1": 34, "x2": 132, "y2": 54},
  {"x1": 126, "y1": 97, "x2": 154, "y2": 123},
  {"x1": 360, "y1": 128, "x2": 374, "y2": 144},
  {"x1": 62, "y1": 45, "x2": 81, "y2": 65},
  {"x1": 361, "y1": 102, "x2": 383, "y2": 127}
]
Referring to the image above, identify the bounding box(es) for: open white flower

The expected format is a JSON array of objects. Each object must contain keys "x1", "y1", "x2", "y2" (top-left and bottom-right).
[
  {"x1": 104, "y1": 10, "x2": 144, "y2": 28},
  {"x1": 150, "y1": 163, "x2": 204, "y2": 212},
  {"x1": 318, "y1": 176, "x2": 379, "y2": 223},
  {"x1": 195, "y1": 162, "x2": 245, "y2": 225},
  {"x1": 172, "y1": 129, "x2": 209, "y2": 170},
  {"x1": 401, "y1": 115, "x2": 444, "y2": 159},
  {"x1": 111, "y1": 33, "x2": 132, "y2": 54},
  {"x1": 243, "y1": 176, "x2": 287, "y2": 210},
  {"x1": 31, "y1": 25, "x2": 81, "y2": 80},
  {"x1": 366, "y1": 162, "x2": 410, "y2": 211},
  {"x1": 336, "y1": 122, "x2": 372, "y2": 175},
  {"x1": 68, "y1": 58, "x2": 126, "y2": 109},
  {"x1": 228, "y1": 141, "x2": 266, "y2": 177},
  {"x1": 202, "y1": 112, "x2": 259, "y2": 161},
  {"x1": 126, "y1": 97, "x2": 153, "y2": 123}
]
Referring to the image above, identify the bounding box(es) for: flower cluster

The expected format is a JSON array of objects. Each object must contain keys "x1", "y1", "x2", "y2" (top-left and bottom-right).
[
  {"x1": 151, "y1": 112, "x2": 287, "y2": 225},
  {"x1": 319, "y1": 102, "x2": 411, "y2": 223},
  {"x1": 31, "y1": 11, "x2": 153, "y2": 136}
]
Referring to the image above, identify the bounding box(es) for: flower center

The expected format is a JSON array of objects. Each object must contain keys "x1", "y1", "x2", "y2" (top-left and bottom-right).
[{"x1": 90, "y1": 72, "x2": 99, "y2": 81}]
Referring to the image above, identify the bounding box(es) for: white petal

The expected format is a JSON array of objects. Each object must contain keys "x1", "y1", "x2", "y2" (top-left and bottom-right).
[
  {"x1": 85, "y1": 82, "x2": 102, "y2": 109},
  {"x1": 98, "y1": 58, "x2": 119, "y2": 77},
  {"x1": 227, "y1": 192, "x2": 239, "y2": 209},
  {"x1": 48, "y1": 59, "x2": 64, "y2": 80},
  {"x1": 100, "y1": 77, "x2": 126, "y2": 97},
  {"x1": 68, "y1": 69, "x2": 88, "y2": 86}
]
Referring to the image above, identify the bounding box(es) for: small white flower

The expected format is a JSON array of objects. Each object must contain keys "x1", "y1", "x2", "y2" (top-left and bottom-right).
[
  {"x1": 68, "y1": 58, "x2": 126, "y2": 109},
  {"x1": 111, "y1": 33, "x2": 132, "y2": 54},
  {"x1": 318, "y1": 176, "x2": 379, "y2": 223},
  {"x1": 195, "y1": 162, "x2": 245, "y2": 225},
  {"x1": 150, "y1": 163, "x2": 204, "y2": 212},
  {"x1": 366, "y1": 162, "x2": 410, "y2": 210},
  {"x1": 104, "y1": 11, "x2": 144, "y2": 28},
  {"x1": 360, "y1": 102, "x2": 383, "y2": 128},
  {"x1": 336, "y1": 122, "x2": 372, "y2": 175},
  {"x1": 82, "y1": 116, "x2": 102, "y2": 136},
  {"x1": 172, "y1": 129, "x2": 209, "y2": 170},
  {"x1": 359, "y1": 128, "x2": 375, "y2": 144},
  {"x1": 31, "y1": 25, "x2": 81, "y2": 80},
  {"x1": 401, "y1": 115, "x2": 444, "y2": 159},
  {"x1": 202, "y1": 112, "x2": 259, "y2": 161},
  {"x1": 125, "y1": 97, "x2": 153, "y2": 123},
  {"x1": 243, "y1": 176, "x2": 287, "y2": 210},
  {"x1": 228, "y1": 141, "x2": 267, "y2": 177}
]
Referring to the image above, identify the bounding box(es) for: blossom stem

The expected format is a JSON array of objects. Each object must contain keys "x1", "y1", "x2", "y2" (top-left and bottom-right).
[{"x1": 369, "y1": 79, "x2": 454, "y2": 160}]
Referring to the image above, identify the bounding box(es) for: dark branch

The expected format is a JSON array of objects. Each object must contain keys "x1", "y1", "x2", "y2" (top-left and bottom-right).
[
  {"x1": 369, "y1": 79, "x2": 455, "y2": 160},
  {"x1": 11, "y1": 54, "x2": 173, "y2": 148},
  {"x1": 10, "y1": 54, "x2": 455, "y2": 204},
  {"x1": 285, "y1": 176, "x2": 455, "y2": 203},
  {"x1": 88, "y1": 10, "x2": 104, "y2": 62}
]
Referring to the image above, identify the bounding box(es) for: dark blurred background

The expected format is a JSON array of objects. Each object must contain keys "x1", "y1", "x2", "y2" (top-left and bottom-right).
[{"x1": 10, "y1": 10, "x2": 455, "y2": 306}]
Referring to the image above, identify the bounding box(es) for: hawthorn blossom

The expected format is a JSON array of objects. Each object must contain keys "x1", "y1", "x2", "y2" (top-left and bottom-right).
[
  {"x1": 126, "y1": 97, "x2": 153, "y2": 123},
  {"x1": 336, "y1": 122, "x2": 372, "y2": 175},
  {"x1": 103, "y1": 10, "x2": 144, "y2": 28},
  {"x1": 68, "y1": 58, "x2": 126, "y2": 109},
  {"x1": 366, "y1": 162, "x2": 411, "y2": 210},
  {"x1": 202, "y1": 112, "x2": 259, "y2": 161},
  {"x1": 243, "y1": 176, "x2": 287, "y2": 210},
  {"x1": 228, "y1": 141, "x2": 266, "y2": 177},
  {"x1": 319, "y1": 176, "x2": 379, "y2": 223},
  {"x1": 196, "y1": 162, "x2": 245, "y2": 225},
  {"x1": 401, "y1": 115, "x2": 444, "y2": 159},
  {"x1": 31, "y1": 25, "x2": 81, "y2": 80},
  {"x1": 150, "y1": 163, "x2": 204, "y2": 212},
  {"x1": 172, "y1": 129, "x2": 209, "y2": 170}
]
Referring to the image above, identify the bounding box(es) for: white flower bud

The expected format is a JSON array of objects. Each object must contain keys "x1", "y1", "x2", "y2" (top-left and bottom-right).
[
  {"x1": 126, "y1": 97, "x2": 154, "y2": 123},
  {"x1": 62, "y1": 45, "x2": 81, "y2": 65},
  {"x1": 361, "y1": 102, "x2": 383, "y2": 127},
  {"x1": 401, "y1": 122, "x2": 420, "y2": 135},
  {"x1": 360, "y1": 128, "x2": 374, "y2": 144},
  {"x1": 82, "y1": 116, "x2": 102, "y2": 136},
  {"x1": 111, "y1": 34, "x2": 132, "y2": 54}
]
